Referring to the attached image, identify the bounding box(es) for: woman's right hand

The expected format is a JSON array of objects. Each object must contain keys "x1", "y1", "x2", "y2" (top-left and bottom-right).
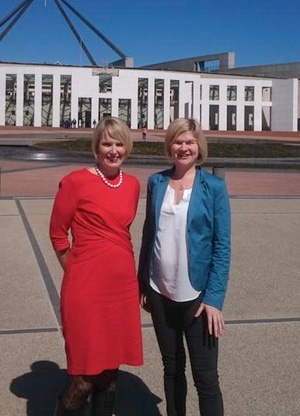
[
  {"x1": 140, "y1": 293, "x2": 151, "y2": 313},
  {"x1": 55, "y1": 248, "x2": 70, "y2": 271},
  {"x1": 195, "y1": 302, "x2": 225, "y2": 337}
]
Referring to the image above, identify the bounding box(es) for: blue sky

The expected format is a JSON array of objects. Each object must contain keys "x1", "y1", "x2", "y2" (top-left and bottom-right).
[{"x1": 0, "y1": 0, "x2": 299, "y2": 68}]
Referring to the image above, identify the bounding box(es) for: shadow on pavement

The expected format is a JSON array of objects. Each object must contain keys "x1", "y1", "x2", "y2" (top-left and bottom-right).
[
  {"x1": 10, "y1": 361, "x2": 67, "y2": 416},
  {"x1": 10, "y1": 362, "x2": 162, "y2": 416}
]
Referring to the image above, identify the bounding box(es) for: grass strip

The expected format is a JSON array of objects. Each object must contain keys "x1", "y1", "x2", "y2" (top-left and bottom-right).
[{"x1": 36, "y1": 139, "x2": 300, "y2": 158}]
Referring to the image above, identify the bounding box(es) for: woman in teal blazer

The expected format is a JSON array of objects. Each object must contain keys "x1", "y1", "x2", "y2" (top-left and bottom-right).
[{"x1": 138, "y1": 118, "x2": 231, "y2": 416}]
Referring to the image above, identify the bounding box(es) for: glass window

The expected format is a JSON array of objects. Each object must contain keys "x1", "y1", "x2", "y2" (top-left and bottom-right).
[
  {"x1": 138, "y1": 78, "x2": 148, "y2": 128},
  {"x1": 42, "y1": 74, "x2": 53, "y2": 127},
  {"x1": 6, "y1": 74, "x2": 17, "y2": 126},
  {"x1": 118, "y1": 99, "x2": 131, "y2": 127},
  {"x1": 170, "y1": 80, "x2": 179, "y2": 121},
  {"x1": 155, "y1": 79, "x2": 164, "y2": 129},
  {"x1": 23, "y1": 74, "x2": 35, "y2": 126},
  {"x1": 227, "y1": 86, "x2": 237, "y2": 101},
  {"x1": 209, "y1": 105, "x2": 219, "y2": 130},
  {"x1": 99, "y1": 74, "x2": 112, "y2": 93},
  {"x1": 209, "y1": 85, "x2": 219, "y2": 100},
  {"x1": 78, "y1": 97, "x2": 92, "y2": 128},
  {"x1": 99, "y1": 98, "x2": 112, "y2": 120},
  {"x1": 60, "y1": 75, "x2": 71, "y2": 127},
  {"x1": 245, "y1": 86, "x2": 254, "y2": 101}
]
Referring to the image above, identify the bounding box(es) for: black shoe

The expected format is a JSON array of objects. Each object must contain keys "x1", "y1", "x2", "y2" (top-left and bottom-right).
[
  {"x1": 90, "y1": 390, "x2": 115, "y2": 416},
  {"x1": 53, "y1": 399, "x2": 84, "y2": 416}
]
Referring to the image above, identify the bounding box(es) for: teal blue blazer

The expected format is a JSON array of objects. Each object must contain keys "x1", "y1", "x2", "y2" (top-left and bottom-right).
[{"x1": 138, "y1": 166, "x2": 231, "y2": 310}]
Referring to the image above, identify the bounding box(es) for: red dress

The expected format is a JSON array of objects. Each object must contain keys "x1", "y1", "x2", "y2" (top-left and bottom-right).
[{"x1": 49, "y1": 169, "x2": 143, "y2": 375}]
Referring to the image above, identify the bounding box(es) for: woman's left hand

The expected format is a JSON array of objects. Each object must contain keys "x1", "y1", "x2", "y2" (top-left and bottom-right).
[{"x1": 195, "y1": 303, "x2": 225, "y2": 338}]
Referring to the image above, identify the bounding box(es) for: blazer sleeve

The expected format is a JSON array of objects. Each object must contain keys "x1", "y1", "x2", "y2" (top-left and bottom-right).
[{"x1": 202, "y1": 178, "x2": 231, "y2": 310}]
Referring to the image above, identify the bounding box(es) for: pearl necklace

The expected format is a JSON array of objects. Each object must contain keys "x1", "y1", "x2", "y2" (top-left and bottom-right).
[{"x1": 95, "y1": 166, "x2": 123, "y2": 188}]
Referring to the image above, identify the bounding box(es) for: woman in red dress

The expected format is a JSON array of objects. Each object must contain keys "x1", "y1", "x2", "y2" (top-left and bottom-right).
[{"x1": 50, "y1": 117, "x2": 143, "y2": 416}]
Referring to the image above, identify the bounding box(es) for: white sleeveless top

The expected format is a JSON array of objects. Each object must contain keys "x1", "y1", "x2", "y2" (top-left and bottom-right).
[{"x1": 150, "y1": 185, "x2": 201, "y2": 301}]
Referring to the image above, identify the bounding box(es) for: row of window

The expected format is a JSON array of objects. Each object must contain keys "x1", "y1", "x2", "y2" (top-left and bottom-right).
[
  {"x1": 5, "y1": 74, "x2": 272, "y2": 104},
  {"x1": 138, "y1": 81, "x2": 272, "y2": 103},
  {"x1": 209, "y1": 85, "x2": 272, "y2": 102}
]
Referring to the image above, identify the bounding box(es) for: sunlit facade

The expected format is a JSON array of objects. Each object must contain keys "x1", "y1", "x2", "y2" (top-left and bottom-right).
[{"x1": 0, "y1": 62, "x2": 298, "y2": 131}]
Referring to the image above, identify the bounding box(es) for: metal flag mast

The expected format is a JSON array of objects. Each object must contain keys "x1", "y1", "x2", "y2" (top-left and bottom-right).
[{"x1": 0, "y1": 0, "x2": 127, "y2": 66}]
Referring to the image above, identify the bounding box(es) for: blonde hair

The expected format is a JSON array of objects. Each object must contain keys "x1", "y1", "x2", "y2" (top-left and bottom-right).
[
  {"x1": 92, "y1": 117, "x2": 133, "y2": 158},
  {"x1": 165, "y1": 118, "x2": 208, "y2": 164}
]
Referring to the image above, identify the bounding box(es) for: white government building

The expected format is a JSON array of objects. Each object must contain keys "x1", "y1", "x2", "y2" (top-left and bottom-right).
[{"x1": 0, "y1": 52, "x2": 299, "y2": 132}]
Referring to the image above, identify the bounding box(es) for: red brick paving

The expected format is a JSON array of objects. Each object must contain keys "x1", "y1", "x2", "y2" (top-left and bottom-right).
[
  {"x1": 0, "y1": 160, "x2": 299, "y2": 198},
  {"x1": 0, "y1": 127, "x2": 299, "y2": 198}
]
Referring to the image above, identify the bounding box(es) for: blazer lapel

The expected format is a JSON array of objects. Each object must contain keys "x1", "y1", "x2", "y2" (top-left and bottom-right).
[
  {"x1": 154, "y1": 169, "x2": 172, "y2": 229},
  {"x1": 188, "y1": 168, "x2": 211, "y2": 223}
]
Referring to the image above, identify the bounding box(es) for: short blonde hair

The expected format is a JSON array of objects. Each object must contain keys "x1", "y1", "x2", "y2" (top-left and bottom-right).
[
  {"x1": 92, "y1": 117, "x2": 133, "y2": 158},
  {"x1": 165, "y1": 118, "x2": 208, "y2": 164}
]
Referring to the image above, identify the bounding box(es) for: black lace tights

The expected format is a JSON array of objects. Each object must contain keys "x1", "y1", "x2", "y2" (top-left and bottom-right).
[{"x1": 60, "y1": 369, "x2": 118, "y2": 412}]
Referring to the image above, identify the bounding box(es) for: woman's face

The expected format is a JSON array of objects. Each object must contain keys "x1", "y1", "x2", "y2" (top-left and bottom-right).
[
  {"x1": 170, "y1": 131, "x2": 199, "y2": 167},
  {"x1": 97, "y1": 131, "x2": 127, "y2": 174}
]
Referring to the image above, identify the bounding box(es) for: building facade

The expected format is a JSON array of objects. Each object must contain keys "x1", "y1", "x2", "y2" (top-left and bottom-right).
[{"x1": 0, "y1": 62, "x2": 298, "y2": 131}]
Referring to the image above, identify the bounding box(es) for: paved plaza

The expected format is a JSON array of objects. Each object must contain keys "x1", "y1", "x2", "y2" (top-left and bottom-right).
[{"x1": 0, "y1": 128, "x2": 300, "y2": 415}]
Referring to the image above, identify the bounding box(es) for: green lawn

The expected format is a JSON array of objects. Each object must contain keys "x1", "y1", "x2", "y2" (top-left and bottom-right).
[{"x1": 37, "y1": 139, "x2": 300, "y2": 158}]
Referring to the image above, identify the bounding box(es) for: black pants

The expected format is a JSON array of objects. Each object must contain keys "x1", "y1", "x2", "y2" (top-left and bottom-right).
[{"x1": 148, "y1": 287, "x2": 224, "y2": 416}]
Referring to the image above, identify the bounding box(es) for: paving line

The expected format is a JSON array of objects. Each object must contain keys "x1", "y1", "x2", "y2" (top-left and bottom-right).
[
  {"x1": 16, "y1": 199, "x2": 62, "y2": 327},
  {"x1": 140, "y1": 316, "x2": 300, "y2": 329},
  {"x1": 226, "y1": 317, "x2": 300, "y2": 325},
  {"x1": 1, "y1": 316, "x2": 299, "y2": 336},
  {"x1": 231, "y1": 195, "x2": 300, "y2": 199},
  {"x1": 0, "y1": 328, "x2": 59, "y2": 336}
]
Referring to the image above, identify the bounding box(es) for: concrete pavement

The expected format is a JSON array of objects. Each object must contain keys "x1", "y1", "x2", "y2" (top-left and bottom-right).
[
  {"x1": 0, "y1": 128, "x2": 300, "y2": 415},
  {"x1": 1, "y1": 195, "x2": 300, "y2": 416}
]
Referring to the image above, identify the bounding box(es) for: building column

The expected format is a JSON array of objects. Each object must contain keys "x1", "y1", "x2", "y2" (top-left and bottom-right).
[
  {"x1": 193, "y1": 81, "x2": 201, "y2": 122},
  {"x1": 71, "y1": 80, "x2": 78, "y2": 124},
  {"x1": 130, "y1": 78, "x2": 138, "y2": 129},
  {"x1": 178, "y1": 80, "x2": 186, "y2": 118},
  {"x1": 111, "y1": 95, "x2": 119, "y2": 117},
  {"x1": 52, "y1": 73, "x2": 61, "y2": 128},
  {"x1": 200, "y1": 82, "x2": 210, "y2": 130},
  {"x1": 0, "y1": 74, "x2": 5, "y2": 126},
  {"x1": 91, "y1": 97, "x2": 99, "y2": 126},
  {"x1": 254, "y1": 104, "x2": 262, "y2": 131},
  {"x1": 253, "y1": 84, "x2": 262, "y2": 131},
  {"x1": 218, "y1": 83, "x2": 227, "y2": 131},
  {"x1": 236, "y1": 82, "x2": 244, "y2": 131}
]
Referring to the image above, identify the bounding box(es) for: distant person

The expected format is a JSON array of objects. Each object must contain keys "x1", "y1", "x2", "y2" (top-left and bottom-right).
[
  {"x1": 72, "y1": 118, "x2": 77, "y2": 128},
  {"x1": 50, "y1": 117, "x2": 143, "y2": 415},
  {"x1": 138, "y1": 118, "x2": 231, "y2": 416},
  {"x1": 93, "y1": 119, "x2": 97, "y2": 128},
  {"x1": 142, "y1": 126, "x2": 147, "y2": 141}
]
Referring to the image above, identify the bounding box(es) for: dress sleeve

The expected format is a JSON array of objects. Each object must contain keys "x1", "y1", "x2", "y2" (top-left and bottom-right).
[
  {"x1": 132, "y1": 177, "x2": 141, "y2": 218},
  {"x1": 49, "y1": 174, "x2": 78, "y2": 252}
]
